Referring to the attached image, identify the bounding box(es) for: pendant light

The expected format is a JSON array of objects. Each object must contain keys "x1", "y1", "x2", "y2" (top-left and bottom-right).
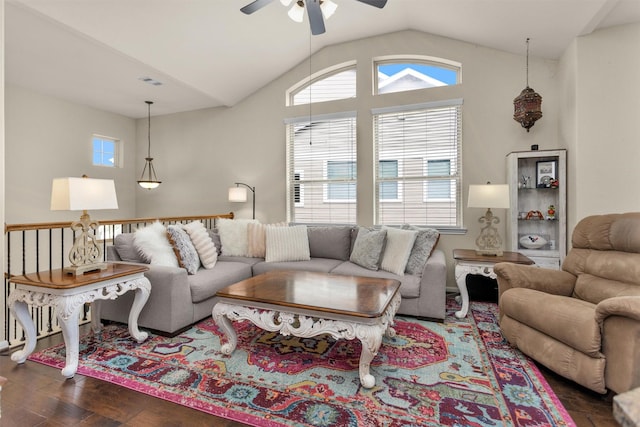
[
  {"x1": 137, "y1": 101, "x2": 162, "y2": 189},
  {"x1": 513, "y1": 38, "x2": 543, "y2": 132}
]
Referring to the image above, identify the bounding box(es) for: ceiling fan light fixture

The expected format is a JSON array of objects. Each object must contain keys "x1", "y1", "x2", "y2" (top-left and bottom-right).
[
  {"x1": 280, "y1": 0, "x2": 293, "y2": 6},
  {"x1": 288, "y1": 1, "x2": 305, "y2": 22},
  {"x1": 321, "y1": 0, "x2": 338, "y2": 19}
]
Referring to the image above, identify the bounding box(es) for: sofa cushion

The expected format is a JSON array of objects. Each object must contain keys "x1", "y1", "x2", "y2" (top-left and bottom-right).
[
  {"x1": 330, "y1": 261, "x2": 421, "y2": 298},
  {"x1": 401, "y1": 225, "x2": 440, "y2": 276},
  {"x1": 265, "y1": 225, "x2": 311, "y2": 262},
  {"x1": 167, "y1": 225, "x2": 201, "y2": 275},
  {"x1": 188, "y1": 261, "x2": 253, "y2": 303},
  {"x1": 217, "y1": 218, "x2": 258, "y2": 257},
  {"x1": 307, "y1": 226, "x2": 353, "y2": 260},
  {"x1": 253, "y1": 258, "x2": 343, "y2": 275},
  {"x1": 134, "y1": 221, "x2": 179, "y2": 268},
  {"x1": 183, "y1": 221, "x2": 218, "y2": 269},
  {"x1": 350, "y1": 227, "x2": 387, "y2": 270},
  {"x1": 380, "y1": 227, "x2": 418, "y2": 275},
  {"x1": 500, "y1": 288, "x2": 602, "y2": 357},
  {"x1": 114, "y1": 233, "x2": 147, "y2": 263}
]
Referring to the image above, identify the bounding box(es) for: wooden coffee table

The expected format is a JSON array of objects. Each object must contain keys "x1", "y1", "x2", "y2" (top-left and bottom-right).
[{"x1": 212, "y1": 270, "x2": 401, "y2": 388}]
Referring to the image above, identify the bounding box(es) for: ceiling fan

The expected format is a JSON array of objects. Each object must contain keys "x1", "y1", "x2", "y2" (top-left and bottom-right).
[{"x1": 241, "y1": 0, "x2": 388, "y2": 35}]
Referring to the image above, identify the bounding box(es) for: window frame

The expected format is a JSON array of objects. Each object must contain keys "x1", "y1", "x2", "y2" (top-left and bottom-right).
[
  {"x1": 92, "y1": 134, "x2": 121, "y2": 168},
  {"x1": 372, "y1": 99, "x2": 463, "y2": 228},
  {"x1": 286, "y1": 61, "x2": 357, "y2": 107},
  {"x1": 374, "y1": 55, "x2": 462, "y2": 96}
]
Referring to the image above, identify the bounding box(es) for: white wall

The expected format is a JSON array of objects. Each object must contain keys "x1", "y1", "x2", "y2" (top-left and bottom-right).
[
  {"x1": 4, "y1": 85, "x2": 138, "y2": 223},
  {"x1": 559, "y1": 23, "x2": 640, "y2": 234}
]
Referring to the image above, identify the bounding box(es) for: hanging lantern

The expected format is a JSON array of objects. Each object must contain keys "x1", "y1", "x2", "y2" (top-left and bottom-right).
[{"x1": 513, "y1": 38, "x2": 542, "y2": 132}]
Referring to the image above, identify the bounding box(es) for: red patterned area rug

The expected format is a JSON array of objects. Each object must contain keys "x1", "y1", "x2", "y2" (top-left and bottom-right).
[{"x1": 29, "y1": 297, "x2": 574, "y2": 426}]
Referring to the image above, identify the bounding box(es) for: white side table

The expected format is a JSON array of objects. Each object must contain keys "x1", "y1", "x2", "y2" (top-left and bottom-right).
[
  {"x1": 8, "y1": 263, "x2": 151, "y2": 378},
  {"x1": 453, "y1": 249, "x2": 534, "y2": 318}
]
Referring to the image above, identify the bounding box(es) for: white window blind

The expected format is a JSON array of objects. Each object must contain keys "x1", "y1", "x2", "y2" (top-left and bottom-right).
[
  {"x1": 373, "y1": 100, "x2": 462, "y2": 227},
  {"x1": 286, "y1": 113, "x2": 357, "y2": 224},
  {"x1": 291, "y1": 68, "x2": 356, "y2": 106}
]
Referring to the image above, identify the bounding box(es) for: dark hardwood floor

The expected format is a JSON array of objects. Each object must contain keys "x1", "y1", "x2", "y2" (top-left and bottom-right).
[{"x1": 0, "y1": 324, "x2": 618, "y2": 427}]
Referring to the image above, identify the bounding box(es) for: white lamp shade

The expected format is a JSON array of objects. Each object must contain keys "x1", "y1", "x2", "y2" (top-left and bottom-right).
[
  {"x1": 228, "y1": 186, "x2": 248, "y2": 202},
  {"x1": 321, "y1": 0, "x2": 338, "y2": 19},
  {"x1": 467, "y1": 184, "x2": 510, "y2": 209},
  {"x1": 288, "y1": 3, "x2": 305, "y2": 22},
  {"x1": 51, "y1": 177, "x2": 119, "y2": 211}
]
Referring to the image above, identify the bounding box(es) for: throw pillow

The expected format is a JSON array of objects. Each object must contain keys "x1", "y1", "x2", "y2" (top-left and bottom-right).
[
  {"x1": 265, "y1": 225, "x2": 311, "y2": 262},
  {"x1": 307, "y1": 226, "x2": 353, "y2": 260},
  {"x1": 208, "y1": 229, "x2": 222, "y2": 255},
  {"x1": 166, "y1": 225, "x2": 201, "y2": 275},
  {"x1": 247, "y1": 222, "x2": 287, "y2": 258},
  {"x1": 183, "y1": 221, "x2": 218, "y2": 269},
  {"x1": 401, "y1": 224, "x2": 440, "y2": 276},
  {"x1": 217, "y1": 218, "x2": 257, "y2": 257},
  {"x1": 134, "y1": 221, "x2": 179, "y2": 268},
  {"x1": 114, "y1": 233, "x2": 147, "y2": 263},
  {"x1": 349, "y1": 227, "x2": 387, "y2": 271},
  {"x1": 380, "y1": 227, "x2": 418, "y2": 275}
]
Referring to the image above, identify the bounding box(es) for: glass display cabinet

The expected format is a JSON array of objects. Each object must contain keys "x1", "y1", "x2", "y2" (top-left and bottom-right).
[{"x1": 506, "y1": 149, "x2": 567, "y2": 269}]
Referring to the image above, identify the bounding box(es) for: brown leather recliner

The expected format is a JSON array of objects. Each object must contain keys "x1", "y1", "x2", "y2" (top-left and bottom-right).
[{"x1": 495, "y1": 213, "x2": 640, "y2": 394}]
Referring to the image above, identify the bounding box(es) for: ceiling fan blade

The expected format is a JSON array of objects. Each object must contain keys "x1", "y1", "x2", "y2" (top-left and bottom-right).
[
  {"x1": 306, "y1": 0, "x2": 326, "y2": 35},
  {"x1": 240, "y1": 0, "x2": 275, "y2": 15},
  {"x1": 355, "y1": 0, "x2": 388, "y2": 8}
]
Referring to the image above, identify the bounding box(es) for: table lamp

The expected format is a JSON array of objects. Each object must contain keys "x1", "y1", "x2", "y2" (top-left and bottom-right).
[
  {"x1": 467, "y1": 183, "x2": 510, "y2": 256},
  {"x1": 51, "y1": 176, "x2": 119, "y2": 275}
]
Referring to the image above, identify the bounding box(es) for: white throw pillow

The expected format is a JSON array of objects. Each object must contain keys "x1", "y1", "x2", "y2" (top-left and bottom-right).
[
  {"x1": 134, "y1": 221, "x2": 179, "y2": 267},
  {"x1": 247, "y1": 222, "x2": 287, "y2": 258},
  {"x1": 265, "y1": 225, "x2": 310, "y2": 262},
  {"x1": 217, "y1": 218, "x2": 257, "y2": 257},
  {"x1": 380, "y1": 227, "x2": 418, "y2": 275},
  {"x1": 183, "y1": 221, "x2": 218, "y2": 269}
]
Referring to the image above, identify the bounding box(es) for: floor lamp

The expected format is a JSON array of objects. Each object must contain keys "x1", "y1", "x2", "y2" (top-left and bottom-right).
[{"x1": 228, "y1": 182, "x2": 256, "y2": 219}]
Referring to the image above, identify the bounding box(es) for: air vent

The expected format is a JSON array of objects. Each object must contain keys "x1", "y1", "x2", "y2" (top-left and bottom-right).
[{"x1": 138, "y1": 76, "x2": 163, "y2": 86}]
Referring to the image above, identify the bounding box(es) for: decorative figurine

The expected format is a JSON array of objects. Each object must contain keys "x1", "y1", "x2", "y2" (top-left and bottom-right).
[{"x1": 547, "y1": 205, "x2": 556, "y2": 220}]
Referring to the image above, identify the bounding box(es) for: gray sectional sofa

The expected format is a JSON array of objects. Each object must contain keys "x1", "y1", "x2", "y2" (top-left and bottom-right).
[{"x1": 101, "y1": 224, "x2": 447, "y2": 335}]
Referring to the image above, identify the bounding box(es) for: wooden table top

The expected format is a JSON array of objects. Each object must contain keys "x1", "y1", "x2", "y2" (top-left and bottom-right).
[
  {"x1": 453, "y1": 249, "x2": 534, "y2": 265},
  {"x1": 216, "y1": 270, "x2": 401, "y2": 319},
  {"x1": 8, "y1": 263, "x2": 149, "y2": 289}
]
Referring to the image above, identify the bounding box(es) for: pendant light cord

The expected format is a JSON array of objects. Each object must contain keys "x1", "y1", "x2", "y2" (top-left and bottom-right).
[
  {"x1": 525, "y1": 38, "x2": 530, "y2": 88},
  {"x1": 146, "y1": 100, "x2": 153, "y2": 158}
]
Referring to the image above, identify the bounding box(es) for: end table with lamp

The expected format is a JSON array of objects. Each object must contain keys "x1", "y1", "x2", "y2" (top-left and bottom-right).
[{"x1": 457, "y1": 182, "x2": 533, "y2": 318}]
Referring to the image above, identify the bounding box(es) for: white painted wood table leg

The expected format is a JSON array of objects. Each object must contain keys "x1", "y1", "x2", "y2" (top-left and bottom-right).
[
  {"x1": 127, "y1": 282, "x2": 151, "y2": 343},
  {"x1": 8, "y1": 299, "x2": 36, "y2": 364},
  {"x1": 357, "y1": 325, "x2": 383, "y2": 389},
  {"x1": 454, "y1": 263, "x2": 470, "y2": 318},
  {"x1": 91, "y1": 300, "x2": 103, "y2": 334},
  {"x1": 212, "y1": 303, "x2": 238, "y2": 354},
  {"x1": 56, "y1": 296, "x2": 82, "y2": 378}
]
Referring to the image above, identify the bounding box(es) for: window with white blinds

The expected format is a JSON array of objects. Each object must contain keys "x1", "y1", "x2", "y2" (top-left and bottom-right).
[
  {"x1": 286, "y1": 112, "x2": 357, "y2": 224},
  {"x1": 373, "y1": 99, "x2": 462, "y2": 227}
]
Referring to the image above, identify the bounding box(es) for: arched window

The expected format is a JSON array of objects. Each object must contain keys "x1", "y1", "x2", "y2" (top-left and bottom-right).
[
  {"x1": 288, "y1": 62, "x2": 356, "y2": 106},
  {"x1": 375, "y1": 57, "x2": 461, "y2": 95}
]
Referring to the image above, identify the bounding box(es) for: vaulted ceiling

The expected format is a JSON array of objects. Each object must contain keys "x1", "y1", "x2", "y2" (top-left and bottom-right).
[{"x1": 5, "y1": 0, "x2": 640, "y2": 118}]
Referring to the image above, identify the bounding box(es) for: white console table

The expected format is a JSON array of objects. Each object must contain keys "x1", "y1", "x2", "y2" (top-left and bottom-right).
[
  {"x1": 8, "y1": 263, "x2": 151, "y2": 378},
  {"x1": 453, "y1": 249, "x2": 534, "y2": 318}
]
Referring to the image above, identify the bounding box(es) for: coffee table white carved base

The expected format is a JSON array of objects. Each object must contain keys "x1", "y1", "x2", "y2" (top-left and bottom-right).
[
  {"x1": 213, "y1": 293, "x2": 401, "y2": 389},
  {"x1": 9, "y1": 266, "x2": 150, "y2": 378}
]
